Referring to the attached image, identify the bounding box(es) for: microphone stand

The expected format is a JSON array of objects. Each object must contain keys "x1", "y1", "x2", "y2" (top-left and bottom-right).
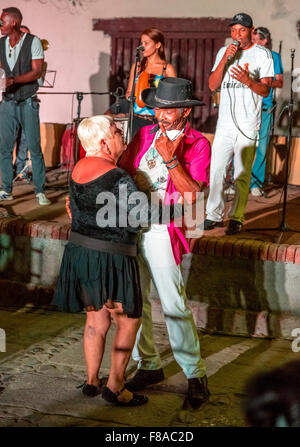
[
  {"x1": 245, "y1": 48, "x2": 300, "y2": 242},
  {"x1": 127, "y1": 47, "x2": 143, "y2": 142},
  {"x1": 74, "y1": 92, "x2": 83, "y2": 164},
  {"x1": 265, "y1": 40, "x2": 283, "y2": 186}
]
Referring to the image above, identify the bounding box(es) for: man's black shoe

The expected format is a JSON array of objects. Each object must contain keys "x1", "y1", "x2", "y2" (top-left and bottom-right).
[
  {"x1": 225, "y1": 219, "x2": 243, "y2": 235},
  {"x1": 125, "y1": 368, "x2": 165, "y2": 392},
  {"x1": 187, "y1": 376, "x2": 210, "y2": 409},
  {"x1": 204, "y1": 219, "x2": 224, "y2": 231}
]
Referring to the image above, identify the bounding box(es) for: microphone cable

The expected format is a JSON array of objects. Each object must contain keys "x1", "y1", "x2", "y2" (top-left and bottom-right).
[
  {"x1": 227, "y1": 85, "x2": 294, "y2": 209},
  {"x1": 226, "y1": 66, "x2": 288, "y2": 143},
  {"x1": 227, "y1": 83, "x2": 265, "y2": 142}
]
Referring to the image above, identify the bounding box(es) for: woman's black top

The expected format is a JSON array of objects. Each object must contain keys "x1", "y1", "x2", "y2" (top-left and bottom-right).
[{"x1": 69, "y1": 167, "x2": 140, "y2": 246}]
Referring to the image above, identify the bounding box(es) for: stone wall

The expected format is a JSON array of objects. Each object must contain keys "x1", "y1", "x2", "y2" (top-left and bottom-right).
[{"x1": 1, "y1": 221, "x2": 300, "y2": 339}]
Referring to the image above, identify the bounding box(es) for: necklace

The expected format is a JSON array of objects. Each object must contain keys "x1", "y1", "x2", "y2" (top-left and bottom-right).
[
  {"x1": 145, "y1": 146, "x2": 159, "y2": 169},
  {"x1": 8, "y1": 33, "x2": 23, "y2": 58},
  {"x1": 8, "y1": 44, "x2": 15, "y2": 58}
]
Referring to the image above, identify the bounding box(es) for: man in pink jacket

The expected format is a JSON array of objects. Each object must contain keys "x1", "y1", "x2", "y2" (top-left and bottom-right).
[{"x1": 119, "y1": 77, "x2": 211, "y2": 408}]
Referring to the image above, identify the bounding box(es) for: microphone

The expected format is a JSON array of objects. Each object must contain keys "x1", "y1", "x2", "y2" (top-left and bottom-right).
[
  {"x1": 136, "y1": 45, "x2": 145, "y2": 52},
  {"x1": 228, "y1": 40, "x2": 240, "y2": 61}
]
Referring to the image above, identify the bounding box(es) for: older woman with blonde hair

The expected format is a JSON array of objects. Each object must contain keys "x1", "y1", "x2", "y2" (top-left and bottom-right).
[{"x1": 53, "y1": 115, "x2": 148, "y2": 406}]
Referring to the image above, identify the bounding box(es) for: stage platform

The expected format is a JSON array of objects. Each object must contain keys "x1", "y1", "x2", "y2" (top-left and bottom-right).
[
  {"x1": 0, "y1": 168, "x2": 299, "y2": 255},
  {"x1": 0, "y1": 168, "x2": 299, "y2": 340}
]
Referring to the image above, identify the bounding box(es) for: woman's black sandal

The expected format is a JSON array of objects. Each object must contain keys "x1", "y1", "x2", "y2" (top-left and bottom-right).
[
  {"x1": 77, "y1": 379, "x2": 102, "y2": 397},
  {"x1": 102, "y1": 385, "x2": 148, "y2": 406}
]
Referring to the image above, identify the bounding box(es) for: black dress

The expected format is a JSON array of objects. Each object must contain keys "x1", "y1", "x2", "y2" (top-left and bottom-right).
[{"x1": 53, "y1": 168, "x2": 143, "y2": 318}]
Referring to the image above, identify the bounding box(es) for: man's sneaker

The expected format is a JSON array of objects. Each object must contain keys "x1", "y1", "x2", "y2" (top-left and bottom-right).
[
  {"x1": 251, "y1": 187, "x2": 263, "y2": 197},
  {"x1": 36, "y1": 193, "x2": 51, "y2": 206},
  {"x1": 0, "y1": 190, "x2": 13, "y2": 201},
  {"x1": 225, "y1": 219, "x2": 243, "y2": 235},
  {"x1": 225, "y1": 185, "x2": 235, "y2": 195},
  {"x1": 187, "y1": 376, "x2": 210, "y2": 409},
  {"x1": 125, "y1": 368, "x2": 165, "y2": 392},
  {"x1": 204, "y1": 219, "x2": 224, "y2": 231}
]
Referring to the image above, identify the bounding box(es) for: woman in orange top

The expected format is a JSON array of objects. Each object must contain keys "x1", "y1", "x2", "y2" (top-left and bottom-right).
[{"x1": 126, "y1": 27, "x2": 176, "y2": 137}]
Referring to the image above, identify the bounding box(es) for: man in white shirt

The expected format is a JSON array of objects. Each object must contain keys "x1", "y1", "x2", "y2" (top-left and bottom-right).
[{"x1": 204, "y1": 12, "x2": 274, "y2": 234}]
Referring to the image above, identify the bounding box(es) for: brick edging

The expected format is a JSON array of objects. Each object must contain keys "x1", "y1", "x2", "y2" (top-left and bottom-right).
[
  {"x1": 1, "y1": 218, "x2": 300, "y2": 264},
  {"x1": 192, "y1": 236, "x2": 300, "y2": 265},
  {"x1": 0, "y1": 218, "x2": 71, "y2": 241}
]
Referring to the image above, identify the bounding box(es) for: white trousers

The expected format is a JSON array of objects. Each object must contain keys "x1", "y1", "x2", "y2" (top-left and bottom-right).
[
  {"x1": 206, "y1": 127, "x2": 257, "y2": 223},
  {"x1": 132, "y1": 226, "x2": 206, "y2": 379}
]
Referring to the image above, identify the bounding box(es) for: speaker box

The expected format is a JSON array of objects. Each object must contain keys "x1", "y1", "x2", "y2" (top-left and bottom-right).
[
  {"x1": 12, "y1": 123, "x2": 66, "y2": 168},
  {"x1": 40, "y1": 123, "x2": 66, "y2": 167},
  {"x1": 269, "y1": 136, "x2": 300, "y2": 186}
]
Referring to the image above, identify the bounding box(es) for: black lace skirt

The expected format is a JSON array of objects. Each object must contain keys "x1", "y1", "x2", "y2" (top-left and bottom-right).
[{"x1": 52, "y1": 242, "x2": 142, "y2": 318}]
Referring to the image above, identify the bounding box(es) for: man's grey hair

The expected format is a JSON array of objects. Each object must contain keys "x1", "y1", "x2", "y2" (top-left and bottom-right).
[{"x1": 254, "y1": 27, "x2": 272, "y2": 49}]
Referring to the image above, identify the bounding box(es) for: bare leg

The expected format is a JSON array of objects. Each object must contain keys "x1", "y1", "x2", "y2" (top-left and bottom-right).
[
  {"x1": 84, "y1": 307, "x2": 111, "y2": 386},
  {"x1": 106, "y1": 303, "x2": 141, "y2": 401}
]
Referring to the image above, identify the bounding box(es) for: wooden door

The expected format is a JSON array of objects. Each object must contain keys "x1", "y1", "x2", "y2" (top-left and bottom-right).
[{"x1": 93, "y1": 17, "x2": 230, "y2": 132}]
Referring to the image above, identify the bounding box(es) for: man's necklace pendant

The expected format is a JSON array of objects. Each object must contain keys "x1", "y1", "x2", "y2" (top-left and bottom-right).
[{"x1": 147, "y1": 159, "x2": 156, "y2": 169}]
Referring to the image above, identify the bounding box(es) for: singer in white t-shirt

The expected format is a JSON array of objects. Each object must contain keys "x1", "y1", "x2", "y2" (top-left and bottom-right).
[{"x1": 204, "y1": 12, "x2": 274, "y2": 235}]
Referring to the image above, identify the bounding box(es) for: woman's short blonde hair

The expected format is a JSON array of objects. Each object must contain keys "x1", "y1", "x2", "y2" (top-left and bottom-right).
[{"x1": 77, "y1": 115, "x2": 113, "y2": 156}]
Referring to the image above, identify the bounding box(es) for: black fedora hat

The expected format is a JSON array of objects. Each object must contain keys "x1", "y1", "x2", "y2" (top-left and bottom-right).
[{"x1": 141, "y1": 77, "x2": 204, "y2": 109}]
